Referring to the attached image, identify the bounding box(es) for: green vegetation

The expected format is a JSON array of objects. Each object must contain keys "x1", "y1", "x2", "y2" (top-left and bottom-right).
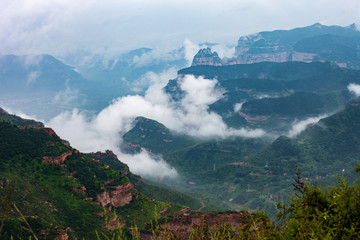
[
  {"x1": 172, "y1": 62, "x2": 360, "y2": 132},
  {"x1": 122, "y1": 102, "x2": 360, "y2": 222},
  {"x1": 241, "y1": 91, "x2": 350, "y2": 117},
  {"x1": 137, "y1": 182, "x2": 206, "y2": 210},
  {"x1": 96, "y1": 165, "x2": 360, "y2": 239},
  {"x1": 0, "y1": 108, "x2": 44, "y2": 127},
  {"x1": 122, "y1": 116, "x2": 197, "y2": 154},
  {"x1": 1, "y1": 99, "x2": 360, "y2": 239},
  {"x1": 0, "y1": 122, "x2": 105, "y2": 238},
  {"x1": 177, "y1": 62, "x2": 360, "y2": 93},
  {"x1": 277, "y1": 167, "x2": 360, "y2": 239},
  {"x1": 294, "y1": 34, "x2": 360, "y2": 68},
  {"x1": 0, "y1": 117, "x2": 191, "y2": 238}
]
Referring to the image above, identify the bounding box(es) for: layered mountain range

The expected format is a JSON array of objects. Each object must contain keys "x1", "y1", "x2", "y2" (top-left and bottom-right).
[
  {"x1": 123, "y1": 49, "x2": 360, "y2": 216},
  {"x1": 2, "y1": 23, "x2": 360, "y2": 238}
]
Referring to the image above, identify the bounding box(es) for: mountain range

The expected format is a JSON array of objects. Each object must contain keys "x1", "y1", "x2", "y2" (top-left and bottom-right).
[
  {"x1": 193, "y1": 23, "x2": 360, "y2": 69},
  {"x1": 2, "y1": 23, "x2": 360, "y2": 238}
]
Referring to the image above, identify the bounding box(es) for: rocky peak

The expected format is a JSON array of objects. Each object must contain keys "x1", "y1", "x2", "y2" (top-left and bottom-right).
[{"x1": 191, "y1": 48, "x2": 222, "y2": 66}]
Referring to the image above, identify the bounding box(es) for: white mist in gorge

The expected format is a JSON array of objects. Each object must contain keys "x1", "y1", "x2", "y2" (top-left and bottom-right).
[
  {"x1": 286, "y1": 115, "x2": 328, "y2": 138},
  {"x1": 47, "y1": 70, "x2": 265, "y2": 179},
  {"x1": 348, "y1": 83, "x2": 360, "y2": 97}
]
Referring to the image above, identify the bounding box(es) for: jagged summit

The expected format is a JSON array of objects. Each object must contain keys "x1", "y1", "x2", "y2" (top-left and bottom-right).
[{"x1": 191, "y1": 48, "x2": 222, "y2": 66}]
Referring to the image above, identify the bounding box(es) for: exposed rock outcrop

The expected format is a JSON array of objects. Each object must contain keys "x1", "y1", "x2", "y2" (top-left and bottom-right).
[
  {"x1": 71, "y1": 186, "x2": 86, "y2": 195},
  {"x1": 42, "y1": 151, "x2": 73, "y2": 164},
  {"x1": 191, "y1": 48, "x2": 222, "y2": 66},
  {"x1": 96, "y1": 182, "x2": 133, "y2": 207},
  {"x1": 54, "y1": 230, "x2": 69, "y2": 240},
  {"x1": 41, "y1": 127, "x2": 58, "y2": 136}
]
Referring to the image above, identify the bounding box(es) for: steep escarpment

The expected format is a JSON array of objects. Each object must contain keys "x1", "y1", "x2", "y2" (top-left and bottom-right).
[
  {"x1": 192, "y1": 24, "x2": 360, "y2": 69},
  {"x1": 232, "y1": 23, "x2": 360, "y2": 68}
]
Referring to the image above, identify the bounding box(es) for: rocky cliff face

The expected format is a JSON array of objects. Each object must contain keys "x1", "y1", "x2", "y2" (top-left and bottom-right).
[
  {"x1": 190, "y1": 24, "x2": 359, "y2": 68},
  {"x1": 191, "y1": 48, "x2": 222, "y2": 66},
  {"x1": 96, "y1": 182, "x2": 134, "y2": 207},
  {"x1": 191, "y1": 46, "x2": 318, "y2": 67},
  {"x1": 226, "y1": 34, "x2": 318, "y2": 65}
]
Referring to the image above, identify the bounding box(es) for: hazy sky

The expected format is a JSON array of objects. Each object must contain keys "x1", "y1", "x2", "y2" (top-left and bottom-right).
[{"x1": 1, "y1": 0, "x2": 359, "y2": 59}]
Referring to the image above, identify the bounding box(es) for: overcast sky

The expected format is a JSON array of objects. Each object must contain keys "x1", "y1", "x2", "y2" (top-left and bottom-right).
[{"x1": 1, "y1": 0, "x2": 359, "y2": 59}]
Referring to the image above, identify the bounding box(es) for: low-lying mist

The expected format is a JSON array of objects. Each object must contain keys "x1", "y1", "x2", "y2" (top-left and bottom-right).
[
  {"x1": 7, "y1": 72, "x2": 359, "y2": 180},
  {"x1": 45, "y1": 69, "x2": 264, "y2": 179}
]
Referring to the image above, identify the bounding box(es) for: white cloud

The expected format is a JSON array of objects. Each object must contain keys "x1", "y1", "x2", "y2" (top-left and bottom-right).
[
  {"x1": 234, "y1": 102, "x2": 245, "y2": 112},
  {"x1": 46, "y1": 70, "x2": 265, "y2": 178},
  {"x1": 53, "y1": 85, "x2": 81, "y2": 105},
  {"x1": 47, "y1": 108, "x2": 178, "y2": 180},
  {"x1": 2, "y1": 106, "x2": 44, "y2": 123},
  {"x1": 287, "y1": 115, "x2": 327, "y2": 138},
  {"x1": 23, "y1": 55, "x2": 43, "y2": 68},
  {"x1": 347, "y1": 83, "x2": 360, "y2": 96},
  {"x1": 26, "y1": 71, "x2": 41, "y2": 85},
  {"x1": 183, "y1": 40, "x2": 235, "y2": 67},
  {"x1": 211, "y1": 44, "x2": 235, "y2": 58},
  {"x1": 184, "y1": 39, "x2": 200, "y2": 66},
  {"x1": 1, "y1": 0, "x2": 359, "y2": 61},
  {"x1": 121, "y1": 151, "x2": 178, "y2": 180},
  {"x1": 130, "y1": 48, "x2": 184, "y2": 67}
]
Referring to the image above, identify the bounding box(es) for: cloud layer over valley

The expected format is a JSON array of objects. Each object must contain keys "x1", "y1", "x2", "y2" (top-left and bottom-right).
[
  {"x1": 43, "y1": 82, "x2": 360, "y2": 179},
  {"x1": 46, "y1": 70, "x2": 265, "y2": 178}
]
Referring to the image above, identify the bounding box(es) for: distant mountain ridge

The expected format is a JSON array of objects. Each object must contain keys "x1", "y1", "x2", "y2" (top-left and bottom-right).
[
  {"x1": 0, "y1": 47, "x2": 187, "y2": 119},
  {"x1": 122, "y1": 99, "x2": 360, "y2": 219},
  {"x1": 174, "y1": 61, "x2": 360, "y2": 132},
  {"x1": 192, "y1": 23, "x2": 360, "y2": 69},
  {"x1": 0, "y1": 54, "x2": 84, "y2": 96}
]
